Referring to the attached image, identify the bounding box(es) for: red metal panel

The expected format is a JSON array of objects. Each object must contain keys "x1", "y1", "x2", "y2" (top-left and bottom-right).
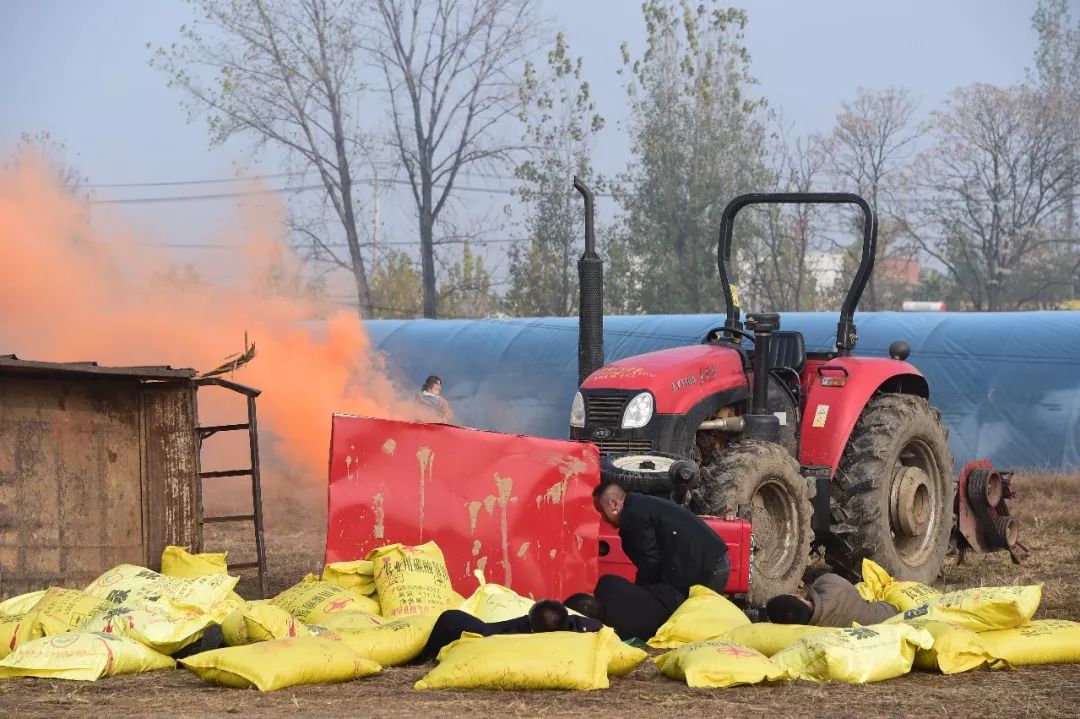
[
  {"x1": 580, "y1": 345, "x2": 746, "y2": 414},
  {"x1": 326, "y1": 415, "x2": 601, "y2": 600},
  {"x1": 597, "y1": 516, "x2": 752, "y2": 595},
  {"x1": 799, "y1": 356, "x2": 926, "y2": 472}
]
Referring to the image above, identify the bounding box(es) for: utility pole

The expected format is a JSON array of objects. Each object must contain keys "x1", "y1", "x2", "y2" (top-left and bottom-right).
[{"x1": 372, "y1": 165, "x2": 380, "y2": 272}]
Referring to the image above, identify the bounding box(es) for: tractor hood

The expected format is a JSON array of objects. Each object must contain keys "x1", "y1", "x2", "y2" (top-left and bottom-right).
[{"x1": 580, "y1": 344, "x2": 746, "y2": 414}]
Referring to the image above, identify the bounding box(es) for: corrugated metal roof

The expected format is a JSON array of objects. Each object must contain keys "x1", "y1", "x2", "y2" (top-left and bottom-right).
[{"x1": 0, "y1": 354, "x2": 197, "y2": 380}]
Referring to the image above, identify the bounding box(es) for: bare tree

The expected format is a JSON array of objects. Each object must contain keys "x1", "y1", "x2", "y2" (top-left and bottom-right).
[
  {"x1": 368, "y1": 0, "x2": 539, "y2": 318},
  {"x1": 8, "y1": 132, "x2": 88, "y2": 194},
  {"x1": 907, "y1": 84, "x2": 1080, "y2": 310},
  {"x1": 822, "y1": 87, "x2": 923, "y2": 310},
  {"x1": 152, "y1": 0, "x2": 375, "y2": 316},
  {"x1": 739, "y1": 128, "x2": 827, "y2": 312}
]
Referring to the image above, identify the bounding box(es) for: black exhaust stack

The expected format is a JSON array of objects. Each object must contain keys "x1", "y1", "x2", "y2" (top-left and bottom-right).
[
  {"x1": 743, "y1": 312, "x2": 781, "y2": 442},
  {"x1": 575, "y1": 176, "x2": 604, "y2": 385}
]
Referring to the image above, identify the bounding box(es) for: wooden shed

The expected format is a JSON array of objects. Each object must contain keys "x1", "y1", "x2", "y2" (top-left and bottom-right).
[{"x1": 0, "y1": 355, "x2": 202, "y2": 598}]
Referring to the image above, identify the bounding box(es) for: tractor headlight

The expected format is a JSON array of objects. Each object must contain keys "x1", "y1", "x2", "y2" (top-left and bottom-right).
[
  {"x1": 621, "y1": 392, "x2": 654, "y2": 429},
  {"x1": 570, "y1": 391, "x2": 586, "y2": 428}
]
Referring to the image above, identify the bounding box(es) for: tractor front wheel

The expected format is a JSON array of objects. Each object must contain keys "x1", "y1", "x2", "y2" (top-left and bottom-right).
[
  {"x1": 826, "y1": 394, "x2": 954, "y2": 584},
  {"x1": 691, "y1": 440, "x2": 814, "y2": 604}
]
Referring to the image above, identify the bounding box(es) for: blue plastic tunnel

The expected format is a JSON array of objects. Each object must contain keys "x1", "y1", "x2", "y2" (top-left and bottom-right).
[{"x1": 365, "y1": 311, "x2": 1080, "y2": 473}]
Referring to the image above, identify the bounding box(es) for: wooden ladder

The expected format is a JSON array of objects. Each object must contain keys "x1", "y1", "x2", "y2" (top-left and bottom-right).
[{"x1": 193, "y1": 377, "x2": 268, "y2": 598}]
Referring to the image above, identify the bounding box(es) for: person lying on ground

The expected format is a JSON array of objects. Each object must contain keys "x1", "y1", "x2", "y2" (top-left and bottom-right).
[
  {"x1": 564, "y1": 592, "x2": 604, "y2": 621},
  {"x1": 589, "y1": 481, "x2": 731, "y2": 640},
  {"x1": 416, "y1": 599, "x2": 603, "y2": 662},
  {"x1": 765, "y1": 572, "x2": 898, "y2": 627}
]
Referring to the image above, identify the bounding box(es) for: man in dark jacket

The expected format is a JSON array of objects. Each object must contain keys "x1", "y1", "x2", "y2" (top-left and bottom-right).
[
  {"x1": 765, "y1": 573, "x2": 898, "y2": 627},
  {"x1": 416, "y1": 599, "x2": 603, "y2": 662},
  {"x1": 590, "y1": 481, "x2": 730, "y2": 640}
]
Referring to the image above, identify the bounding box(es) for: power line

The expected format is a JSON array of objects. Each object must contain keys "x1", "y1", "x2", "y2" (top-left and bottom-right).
[
  {"x1": 82, "y1": 167, "x2": 552, "y2": 189},
  {"x1": 87, "y1": 183, "x2": 325, "y2": 204},
  {"x1": 94, "y1": 236, "x2": 531, "y2": 251},
  {"x1": 83, "y1": 172, "x2": 304, "y2": 189},
  {"x1": 84, "y1": 172, "x2": 620, "y2": 204}
]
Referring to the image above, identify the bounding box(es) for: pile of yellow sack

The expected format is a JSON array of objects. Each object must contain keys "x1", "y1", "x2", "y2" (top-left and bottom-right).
[
  {"x1": 650, "y1": 559, "x2": 1080, "y2": 688},
  {"x1": 3, "y1": 544, "x2": 1079, "y2": 693},
  {"x1": 0, "y1": 541, "x2": 450, "y2": 690},
  {"x1": 0, "y1": 539, "x2": 648, "y2": 692}
]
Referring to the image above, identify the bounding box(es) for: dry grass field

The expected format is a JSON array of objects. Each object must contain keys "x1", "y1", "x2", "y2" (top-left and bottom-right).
[{"x1": 2, "y1": 473, "x2": 1079, "y2": 718}]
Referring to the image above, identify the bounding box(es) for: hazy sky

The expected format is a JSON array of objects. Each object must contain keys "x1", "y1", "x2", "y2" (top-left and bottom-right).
[{"x1": 0, "y1": 0, "x2": 1057, "y2": 287}]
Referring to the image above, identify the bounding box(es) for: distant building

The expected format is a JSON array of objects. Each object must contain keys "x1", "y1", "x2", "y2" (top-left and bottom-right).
[
  {"x1": 878, "y1": 256, "x2": 920, "y2": 285},
  {"x1": 806, "y1": 251, "x2": 845, "y2": 291}
]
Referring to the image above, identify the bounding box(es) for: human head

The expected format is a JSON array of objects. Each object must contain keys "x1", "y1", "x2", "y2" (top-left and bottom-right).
[
  {"x1": 422, "y1": 375, "x2": 442, "y2": 394},
  {"x1": 564, "y1": 592, "x2": 604, "y2": 620},
  {"x1": 764, "y1": 594, "x2": 814, "y2": 624},
  {"x1": 592, "y1": 481, "x2": 626, "y2": 527},
  {"x1": 528, "y1": 599, "x2": 570, "y2": 632}
]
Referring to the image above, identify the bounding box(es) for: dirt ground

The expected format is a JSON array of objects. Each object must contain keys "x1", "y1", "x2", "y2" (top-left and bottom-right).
[{"x1": 2, "y1": 472, "x2": 1079, "y2": 718}]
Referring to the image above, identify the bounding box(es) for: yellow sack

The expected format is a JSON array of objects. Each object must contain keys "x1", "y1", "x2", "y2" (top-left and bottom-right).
[
  {"x1": 20, "y1": 587, "x2": 119, "y2": 643},
  {"x1": 606, "y1": 635, "x2": 648, "y2": 677},
  {"x1": 337, "y1": 613, "x2": 437, "y2": 666},
  {"x1": 84, "y1": 564, "x2": 239, "y2": 617},
  {"x1": 304, "y1": 624, "x2": 344, "y2": 641},
  {"x1": 648, "y1": 585, "x2": 750, "y2": 648},
  {"x1": 720, "y1": 623, "x2": 836, "y2": 657},
  {"x1": 457, "y1": 570, "x2": 535, "y2": 623},
  {"x1": 886, "y1": 585, "x2": 1042, "y2": 633},
  {"x1": 322, "y1": 560, "x2": 376, "y2": 595},
  {"x1": 904, "y1": 619, "x2": 1002, "y2": 674},
  {"x1": 0, "y1": 632, "x2": 174, "y2": 681},
  {"x1": 0, "y1": 590, "x2": 46, "y2": 617},
  {"x1": 270, "y1": 579, "x2": 380, "y2": 621},
  {"x1": 180, "y1": 637, "x2": 380, "y2": 692},
  {"x1": 219, "y1": 612, "x2": 246, "y2": 646},
  {"x1": 856, "y1": 558, "x2": 941, "y2": 612},
  {"x1": 160, "y1": 546, "x2": 228, "y2": 578},
  {"x1": 0, "y1": 614, "x2": 24, "y2": 660},
  {"x1": 772, "y1": 624, "x2": 933, "y2": 683},
  {"x1": 313, "y1": 610, "x2": 385, "y2": 634},
  {"x1": 415, "y1": 628, "x2": 615, "y2": 691},
  {"x1": 220, "y1": 603, "x2": 312, "y2": 646},
  {"x1": 368, "y1": 542, "x2": 457, "y2": 619},
  {"x1": 978, "y1": 619, "x2": 1080, "y2": 666},
  {"x1": 654, "y1": 638, "x2": 787, "y2": 688},
  {"x1": 81, "y1": 602, "x2": 216, "y2": 656}
]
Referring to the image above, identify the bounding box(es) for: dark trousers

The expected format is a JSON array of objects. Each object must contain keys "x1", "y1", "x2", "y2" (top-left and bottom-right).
[
  {"x1": 594, "y1": 555, "x2": 732, "y2": 642},
  {"x1": 417, "y1": 610, "x2": 531, "y2": 662},
  {"x1": 594, "y1": 574, "x2": 683, "y2": 642},
  {"x1": 417, "y1": 609, "x2": 491, "y2": 662}
]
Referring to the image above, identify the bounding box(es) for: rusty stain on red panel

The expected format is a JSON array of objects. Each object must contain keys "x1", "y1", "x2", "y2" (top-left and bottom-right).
[{"x1": 325, "y1": 415, "x2": 601, "y2": 599}]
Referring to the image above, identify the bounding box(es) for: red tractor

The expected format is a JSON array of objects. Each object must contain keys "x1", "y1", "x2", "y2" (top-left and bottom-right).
[{"x1": 569, "y1": 179, "x2": 1021, "y2": 603}]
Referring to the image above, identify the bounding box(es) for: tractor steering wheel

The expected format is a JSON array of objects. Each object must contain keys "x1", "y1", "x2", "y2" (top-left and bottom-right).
[{"x1": 706, "y1": 327, "x2": 756, "y2": 345}]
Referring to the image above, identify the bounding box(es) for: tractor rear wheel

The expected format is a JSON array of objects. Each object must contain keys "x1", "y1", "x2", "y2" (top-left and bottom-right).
[
  {"x1": 826, "y1": 393, "x2": 954, "y2": 585},
  {"x1": 690, "y1": 440, "x2": 814, "y2": 604}
]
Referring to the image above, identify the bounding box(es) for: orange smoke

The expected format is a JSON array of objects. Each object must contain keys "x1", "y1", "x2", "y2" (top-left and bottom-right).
[{"x1": 0, "y1": 156, "x2": 431, "y2": 496}]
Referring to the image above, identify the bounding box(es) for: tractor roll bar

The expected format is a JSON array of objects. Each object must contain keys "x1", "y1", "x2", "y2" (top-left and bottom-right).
[{"x1": 717, "y1": 192, "x2": 877, "y2": 356}]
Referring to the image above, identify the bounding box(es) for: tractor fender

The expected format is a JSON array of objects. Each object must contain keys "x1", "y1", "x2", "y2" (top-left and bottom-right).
[{"x1": 798, "y1": 356, "x2": 929, "y2": 473}]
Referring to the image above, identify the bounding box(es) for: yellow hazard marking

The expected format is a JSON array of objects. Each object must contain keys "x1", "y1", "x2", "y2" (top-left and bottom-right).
[{"x1": 812, "y1": 404, "x2": 829, "y2": 428}]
